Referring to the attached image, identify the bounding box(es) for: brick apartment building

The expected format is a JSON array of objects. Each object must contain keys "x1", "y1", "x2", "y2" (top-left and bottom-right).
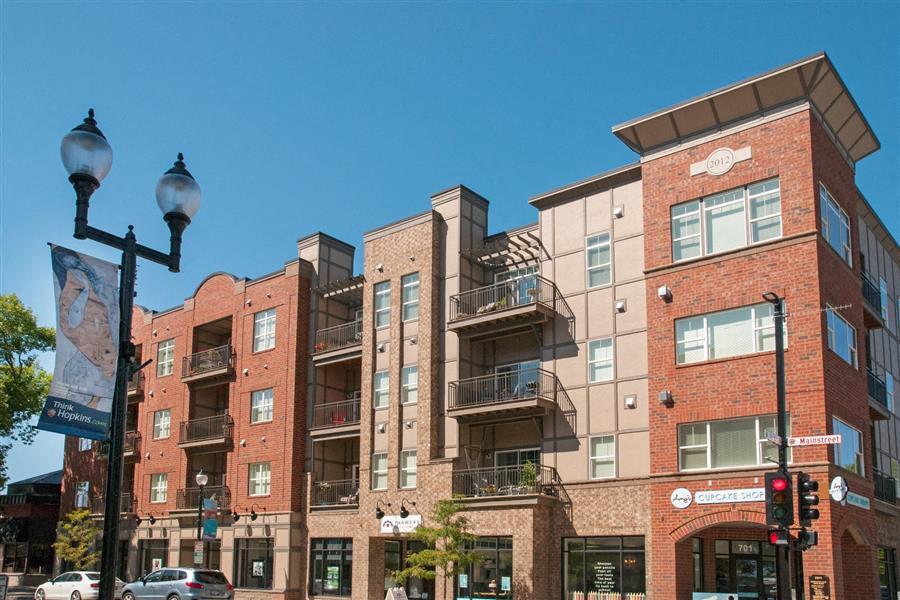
[{"x1": 61, "y1": 52, "x2": 900, "y2": 600}]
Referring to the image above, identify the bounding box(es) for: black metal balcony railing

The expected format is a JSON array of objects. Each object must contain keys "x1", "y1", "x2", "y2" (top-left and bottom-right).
[
  {"x1": 123, "y1": 431, "x2": 141, "y2": 454},
  {"x1": 452, "y1": 464, "x2": 560, "y2": 498},
  {"x1": 874, "y1": 469, "x2": 897, "y2": 504},
  {"x1": 179, "y1": 414, "x2": 234, "y2": 444},
  {"x1": 450, "y1": 275, "x2": 566, "y2": 322},
  {"x1": 862, "y1": 272, "x2": 882, "y2": 316},
  {"x1": 312, "y1": 479, "x2": 359, "y2": 506},
  {"x1": 91, "y1": 491, "x2": 134, "y2": 514},
  {"x1": 314, "y1": 321, "x2": 363, "y2": 354},
  {"x1": 449, "y1": 367, "x2": 558, "y2": 410},
  {"x1": 127, "y1": 371, "x2": 144, "y2": 394},
  {"x1": 868, "y1": 369, "x2": 888, "y2": 407},
  {"x1": 182, "y1": 344, "x2": 234, "y2": 378},
  {"x1": 312, "y1": 397, "x2": 361, "y2": 428},
  {"x1": 176, "y1": 484, "x2": 231, "y2": 510}
]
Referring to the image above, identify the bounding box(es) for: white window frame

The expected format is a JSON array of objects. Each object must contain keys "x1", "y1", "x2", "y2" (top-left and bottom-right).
[
  {"x1": 400, "y1": 450, "x2": 417, "y2": 489},
  {"x1": 494, "y1": 447, "x2": 540, "y2": 467},
  {"x1": 156, "y1": 339, "x2": 175, "y2": 377},
  {"x1": 401, "y1": 273, "x2": 419, "y2": 322},
  {"x1": 251, "y1": 388, "x2": 274, "y2": 423},
  {"x1": 374, "y1": 282, "x2": 391, "y2": 329},
  {"x1": 879, "y1": 278, "x2": 890, "y2": 326},
  {"x1": 373, "y1": 370, "x2": 389, "y2": 409},
  {"x1": 401, "y1": 366, "x2": 418, "y2": 405},
  {"x1": 826, "y1": 307, "x2": 857, "y2": 368},
  {"x1": 747, "y1": 179, "x2": 783, "y2": 243},
  {"x1": 832, "y1": 417, "x2": 864, "y2": 475},
  {"x1": 152, "y1": 409, "x2": 171, "y2": 440},
  {"x1": 150, "y1": 473, "x2": 168, "y2": 503},
  {"x1": 585, "y1": 233, "x2": 612, "y2": 289},
  {"x1": 678, "y1": 415, "x2": 790, "y2": 472},
  {"x1": 253, "y1": 309, "x2": 276, "y2": 352},
  {"x1": 588, "y1": 338, "x2": 614, "y2": 382},
  {"x1": 671, "y1": 200, "x2": 702, "y2": 261},
  {"x1": 248, "y1": 462, "x2": 271, "y2": 496},
  {"x1": 589, "y1": 435, "x2": 615, "y2": 480},
  {"x1": 371, "y1": 453, "x2": 388, "y2": 490},
  {"x1": 75, "y1": 481, "x2": 89, "y2": 508},
  {"x1": 78, "y1": 437, "x2": 92, "y2": 452},
  {"x1": 675, "y1": 302, "x2": 784, "y2": 365},
  {"x1": 819, "y1": 184, "x2": 852, "y2": 266}
]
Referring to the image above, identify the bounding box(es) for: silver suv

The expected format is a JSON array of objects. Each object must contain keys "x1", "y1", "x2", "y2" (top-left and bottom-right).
[{"x1": 122, "y1": 569, "x2": 233, "y2": 600}]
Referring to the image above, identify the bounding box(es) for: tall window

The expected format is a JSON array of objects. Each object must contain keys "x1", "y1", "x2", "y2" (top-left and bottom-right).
[
  {"x1": 887, "y1": 375, "x2": 895, "y2": 413},
  {"x1": 371, "y1": 453, "x2": 388, "y2": 490},
  {"x1": 249, "y1": 462, "x2": 271, "y2": 496},
  {"x1": 878, "y1": 547, "x2": 897, "y2": 600},
  {"x1": 309, "y1": 539, "x2": 352, "y2": 597},
  {"x1": 401, "y1": 273, "x2": 419, "y2": 322},
  {"x1": 75, "y1": 481, "x2": 89, "y2": 508},
  {"x1": 373, "y1": 371, "x2": 389, "y2": 409},
  {"x1": 563, "y1": 537, "x2": 646, "y2": 598},
  {"x1": 590, "y1": 435, "x2": 615, "y2": 479},
  {"x1": 251, "y1": 388, "x2": 274, "y2": 423},
  {"x1": 150, "y1": 473, "x2": 168, "y2": 503},
  {"x1": 157, "y1": 339, "x2": 175, "y2": 377},
  {"x1": 401, "y1": 366, "x2": 418, "y2": 405},
  {"x1": 675, "y1": 302, "x2": 781, "y2": 365},
  {"x1": 253, "y1": 309, "x2": 276, "y2": 352},
  {"x1": 880, "y1": 278, "x2": 890, "y2": 326},
  {"x1": 400, "y1": 450, "x2": 417, "y2": 488},
  {"x1": 692, "y1": 538, "x2": 704, "y2": 593},
  {"x1": 833, "y1": 418, "x2": 863, "y2": 475},
  {"x1": 820, "y1": 184, "x2": 851, "y2": 265},
  {"x1": 78, "y1": 437, "x2": 92, "y2": 451},
  {"x1": 671, "y1": 178, "x2": 782, "y2": 261},
  {"x1": 826, "y1": 308, "x2": 857, "y2": 367},
  {"x1": 374, "y1": 282, "x2": 391, "y2": 328},
  {"x1": 153, "y1": 409, "x2": 171, "y2": 439},
  {"x1": 456, "y1": 538, "x2": 514, "y2": 599},
  {"x1": 678, "y1": 415, "x2": 789, "y2": 471},
  {"x1": 234, "y1": 538, "x2": 273, "y2": 589},
  {"x1": 588, "y1": 338, "x2": 614, "y2": 382},
  {"x1": 586, "y1": 233, "x2": 612, "y2": 288}
]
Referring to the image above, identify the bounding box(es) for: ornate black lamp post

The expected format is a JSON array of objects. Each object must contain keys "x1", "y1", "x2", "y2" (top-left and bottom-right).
[
  {"x1": 196, "y1": 469, "x2": 209, "y2": 567},
  {"x1": 60, "y1": 109, "x2": 201, "y2": 600}
]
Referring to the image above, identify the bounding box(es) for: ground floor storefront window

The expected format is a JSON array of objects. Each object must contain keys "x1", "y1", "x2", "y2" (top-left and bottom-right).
[
  {"x1": 234, "y1": 538, "x2": 273, "y2": 589},
  {"x1": 179, "y1": 540, "x2": 221, "y2": 571},
  {"x1": 563, "y1": 536, "x2": 645, "y2": 599},
  {"x1": 879, "y1": 547, "x2": 897, "y2": 600},
  {"x1": 1, "y1": 543, "x2": 27, "y2": 573},
  {"x1": 309, "y1": 538, "x2": 352, "y2": 597},
  {"x1": 384, "y1": 540, "x2": 434, "y2": 599},
  {"x1": 139, "y1": 540, "x2": 168, "y2": 575},
  {"x1": 455, "y1": 537, "x2": 512, "y2": 599},
  {"x1": 714, "y1": 540, "x2": 775, "y2": 599}
]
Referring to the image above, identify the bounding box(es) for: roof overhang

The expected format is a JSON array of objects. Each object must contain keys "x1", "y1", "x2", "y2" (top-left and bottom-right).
[{"x1": 612, "y1": 52, "x2": 880, "y2": 163}]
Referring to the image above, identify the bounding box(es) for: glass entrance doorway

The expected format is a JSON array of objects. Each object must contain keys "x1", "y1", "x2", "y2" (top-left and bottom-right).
[
  {"x1": 384, "y1": 540, "x2": 435, "y2": 599},
  {"x1": 714, "y1": 540, "x2": 776, "y2": 599}
]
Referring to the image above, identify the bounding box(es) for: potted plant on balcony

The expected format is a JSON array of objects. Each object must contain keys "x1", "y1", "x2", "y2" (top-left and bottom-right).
[
  {"x1": 520, "y1": 460, "x2": 538, "y2": 494},
  {"x1": 314, "y1": 341, "x2": 327, "y2": 352}
]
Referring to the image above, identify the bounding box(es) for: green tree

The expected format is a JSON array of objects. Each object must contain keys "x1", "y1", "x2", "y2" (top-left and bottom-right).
[
  {"x1": 54, "y1": 509, "x2": 101, "y2": 570},
  {"x1": 392, "y1": 499, "x2": 481, "y2": 598},
  {"x1": 0, "y1": 294, "x2": 55, "y2": 487}
]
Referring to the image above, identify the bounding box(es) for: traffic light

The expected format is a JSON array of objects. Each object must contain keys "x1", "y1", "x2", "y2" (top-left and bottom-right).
[
  {"x1": 765, "y1": 471, "x2": 793, "y2": 528},
  {"x1": 798, "y1": 528, "x2": 819, "y2": 550},
  {"x1": 797, "y1": 471, "x2": 820, "y2": 527},
  {"x1": 768, "y1": 529, "x2": 791, "y2": 546}
]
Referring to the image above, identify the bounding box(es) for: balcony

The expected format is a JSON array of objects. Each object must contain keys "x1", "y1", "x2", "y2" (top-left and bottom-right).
[
  {"x1": 868, "y1": 369, "x2": 890, "y2": 421},
  {"x1": 311, "y1": 479, "x2": 359, "y2": 509},
  {"x1": 91, "y1": 492, "x2": 135, "y2": 515},
  {"x1": 313, "y1": 321, "x2": 363, "y2": 364},
  {"x1": 310, "y1": 396, "x2": 361, "y2": 440},
  {"x1": 452, "y1": 465, "x2": 562, "y2": 501},
  {"x1": 448, "y1": 367, "x2": 566, "y2": 423},
  {"x1": 127, "y1": 372, "x2": 144, "y2": 401},
  {"x1": 861, "y1": 272, "x2": 884, "y2": 329},
  {"x1": 123, "y1": 431, "x2": 141, "y2": 460},
  {"x1": 875, "y1": 469, "x2": 897, "y2": 505},
  {"x1": 178, "y1": 414, "x2": 234, "y2": 449},
  {"x1": 176, "y1": 485, "x2": 231, "y2": 510},
  {"x1": 448, "y1": 275, "x2": 573, "y2": 339},
  {"x1": 181, "y1": 344, "x2": 234, "y2": 384}
]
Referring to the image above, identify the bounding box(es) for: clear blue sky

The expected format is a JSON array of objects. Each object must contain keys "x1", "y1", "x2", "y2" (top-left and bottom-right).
[{"x1": 1, "y1": 2, "x2": 897, "y2": 486}]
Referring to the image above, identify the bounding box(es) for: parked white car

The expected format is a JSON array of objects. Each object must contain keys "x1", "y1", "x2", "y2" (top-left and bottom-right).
[{"x1": 35, "y1": 572, "x2": 124, "y2": 600}]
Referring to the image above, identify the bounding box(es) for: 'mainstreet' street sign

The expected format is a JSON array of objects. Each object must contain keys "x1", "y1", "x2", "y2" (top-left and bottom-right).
[{"x1": 787, "y1": 435, "x2": 842, "y2": 447}]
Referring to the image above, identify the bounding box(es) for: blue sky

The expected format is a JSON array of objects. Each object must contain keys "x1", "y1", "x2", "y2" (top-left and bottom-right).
[{"x1": 1, "y1": 2, "x2": 898, "y2": 486}]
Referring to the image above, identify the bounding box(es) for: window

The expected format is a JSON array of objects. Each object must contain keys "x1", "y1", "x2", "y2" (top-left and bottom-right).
[
  {"x1": 78, "y1": 437, "x2": 92, "y2": 451},
  {"x1": 75, "y1": 481, "x2": 89, "y2": 508},
  {"x1": 373, "y1": 371, "x2": 389, "y2": 409},
  {"x1": 251, "y1": 388, "x2": 274, "y2": 423},
  {"x1": 309, "y1": 539, "x2": 352, "y2": 597},
  {"x1": 371, "y1": 453, "x2": 388, "y2": 490},
  {"x1": 249, "y1": 462, "x2": 271, "y2": 496},
  {"x1": 878, "y1": 547, "x2": 898, "y2": 600},
  {"x1": 880, "y1": 278, "x2": 890, "y2": 326},
  {"x1": 456, "y1": 538, "x2": 514, "y2": 599},
  {"x1": 586, "y1": 233, "x2": 612, "y2": 288},
  {"x1": 374, "y1": 282, "x2": 391, "y2": 328},
  {"x1": 234, "y1": 538, "x2": 273, "y2": 589},
  {"x1": 887, "y1": 374, "x2": 895, "y2": 413},
  {"x1": 820, "y1": 184, "x2": 851, "y2": 265},
  {"x1": 139, "y1": 539, "x2": 168, "y2": 574},
  {"x1": 153, "y1": 409, "x2": 171, "y2": 439},
  {"x1": 1, "y1": 543, "x2": 27, "y2": 573},
  {"x1": 692, "y1": 538, "x2": 703, "y2": 593},
  {"x1": 588, "y1": 338, "x2": 614, "y2": 382},
  {"x1": 563, "y1": 537, "x2": 646, "y2": 599},
  {"x1": 156, "y1": 339, "x2": 175, "y2": 377},
  {"x1": 253, "y1": 309, "x2": 276, "y2": 352},
  {"x1": 826, "y1": 308, "x2": 857, "y2": 367},
  {"x1": 714, "y1": 540, "x2": 776, "y2": 596},
  {"x1": 833, "y1": 417, "x2": 863, "y2": 475},
  {"x1": 150, "y1": 473, "x2": 168, "y2": 503},
  {"x1": 676, "y1": 302, "x2": 782, "y2": 365},
  {"x1": 671, "y1": 179, "x2": 782, "y2": 262},
  {"x1": 590, "y1": 436, "x2": 615, "y2": 479},
  {"x1": 678, "y1": 415, "x2": 790, "y2": 471},
  {"x1": 401, "y1": 366, "x2": 418, "y2": 405},
  {"x1": 401, "y1": 273, "x2": 419, "y2": 322},
  {"x1": 400, "y1": 450, "x2": 417, "y2": 488}
]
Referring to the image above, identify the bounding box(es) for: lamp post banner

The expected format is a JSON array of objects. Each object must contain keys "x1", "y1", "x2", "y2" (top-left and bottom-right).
[{"x1": 37, "y1": 245, "x2": 120, "y2": 440}]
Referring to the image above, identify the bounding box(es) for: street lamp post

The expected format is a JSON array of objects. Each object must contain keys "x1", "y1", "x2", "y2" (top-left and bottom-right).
[
  {"x1": 60, "y1": 109, "x2": 201, "y2": 600},
  {"x1": 196, "y1": 470, "x2": 209, "y2": 568}
]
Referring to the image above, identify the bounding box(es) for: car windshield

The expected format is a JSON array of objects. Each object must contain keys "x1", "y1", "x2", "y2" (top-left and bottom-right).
[{"x1": 193, "y1": 572, "x2": 228, "y2": 585}]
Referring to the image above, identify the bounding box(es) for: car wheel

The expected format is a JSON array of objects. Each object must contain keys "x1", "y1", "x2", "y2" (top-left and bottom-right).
[
  {"x1": 122, "y1": 592, "x2": 135, "y2": 600},
  {"x1": 35, "y1": 590, "x2": 45, "y2": 600},
  {"x1": 72, "y1": 591, "x2": 82, "y2": 600},
  {"x1": 167, "y1": 594, "x2": 180, "y2": 600}
]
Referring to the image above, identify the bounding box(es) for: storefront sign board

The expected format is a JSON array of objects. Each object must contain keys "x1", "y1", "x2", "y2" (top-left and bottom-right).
[{"x1": 809, "y1": 574, "x2": 830, "y2": 600}]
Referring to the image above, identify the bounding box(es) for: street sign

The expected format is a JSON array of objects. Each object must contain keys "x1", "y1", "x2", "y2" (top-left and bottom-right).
[
  {"x1": 765, "y1": 431, "x2": 783, "y2": 445},
  {"x1": 193, "y1": 541, "x2": 204, "y2": 565},
  {"x1": 787, "y1": 434, "x2": 842, "y2": 447}
]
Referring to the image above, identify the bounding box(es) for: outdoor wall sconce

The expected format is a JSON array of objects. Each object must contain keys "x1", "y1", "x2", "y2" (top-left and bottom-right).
[
  {"x1": 375, "y1": 263, "x2": 384, "y2": 272},
  {"x1": 410, "y1": 336, "x2": 417, "y2": 345},
  {"x1": 399, "y1": 499, "x2": 417, "y2": 519},
  {"x1": 242, "y1": 368, "x2": 250, "y2": 376},
  {"x1": 377, "y1": 423, "x2": 387, "y2": 433},
  {"x1": 404, "y1": 420, "x2": 414, "y2": 429},
  {"x1": 615, "y1": 299, "x2": 627, "y2": 313},
  {"x1": 231, "y1": 510, "x2": 241, "y2": 523},
  {"x1": 377, "y1": 343, "x2": 386, "y2": 353},
  {"x1": 249, "y1": 504, "x2": 265, "y2": 521},
  {"x1": 375, "y1": 500, "x2": 391, "y2": 520},
  {"x1": 657, "y1": 286, "x2": 673, "y2": 302},
  {"x1": 659, "y1": 390, "x2": 674, "y2": 408},
  {"x1": 624, "y1": 395, "x2": 637, "y2": 410},
  {"x1": 613, "y1": 205, "x2": 625, "y2": 218}
]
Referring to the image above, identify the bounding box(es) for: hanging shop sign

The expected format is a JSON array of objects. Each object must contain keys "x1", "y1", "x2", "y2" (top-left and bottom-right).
[
  {"x1": 670, "y1": 487, "x2": 693, "y2": 509},
  {"x1": 690, "y1": 146, "x2": 752, "y2": 176},
  {"x1": 829, "y1": 476, "x2": 848, "y2": 503},
  {"x1": 380, "y1": 514, "x2": 423, "y2": 534}
]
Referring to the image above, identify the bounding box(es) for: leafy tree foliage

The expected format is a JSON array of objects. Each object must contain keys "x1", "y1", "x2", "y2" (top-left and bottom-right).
[{"x1": 54, "y1": 509, "x2": 101, "y2": 570}]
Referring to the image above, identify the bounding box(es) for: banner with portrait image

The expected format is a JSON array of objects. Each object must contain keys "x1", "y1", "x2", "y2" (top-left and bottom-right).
[{"x1": 37, "y1": 245, "x2": 120, "y2": 440}]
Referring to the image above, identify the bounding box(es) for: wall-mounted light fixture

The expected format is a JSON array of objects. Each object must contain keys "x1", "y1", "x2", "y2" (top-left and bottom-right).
[
  {"x1": 399, "y1": 498, "x2": 417, "y2": 519},
  {"x1": 615, "y1": 299, "x2": 627, "y2": 313},
  {"x1": 624, "y1": 395, "x2": 637, "y2": 410},
  {"x1": 658, "y1": 390, "x2": 674, "y2": 408},
  {"x1": 657, "y1": 286, "x2": 673, "y2": 302},
  {"x1": 613, "y1": 205, "x2": 625, "y2": 219},
  {"x1": 375, "y1": 500, "x2": 391, "y2": 520}
]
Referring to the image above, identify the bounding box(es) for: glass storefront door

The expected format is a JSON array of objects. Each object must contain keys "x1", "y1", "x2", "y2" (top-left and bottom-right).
[
  {"x1": 714, "y1": 540, "x2": 775, "y2": 599},
  {"x1": 384, "y1": 540, "x2": 435, "y2": 599}
]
